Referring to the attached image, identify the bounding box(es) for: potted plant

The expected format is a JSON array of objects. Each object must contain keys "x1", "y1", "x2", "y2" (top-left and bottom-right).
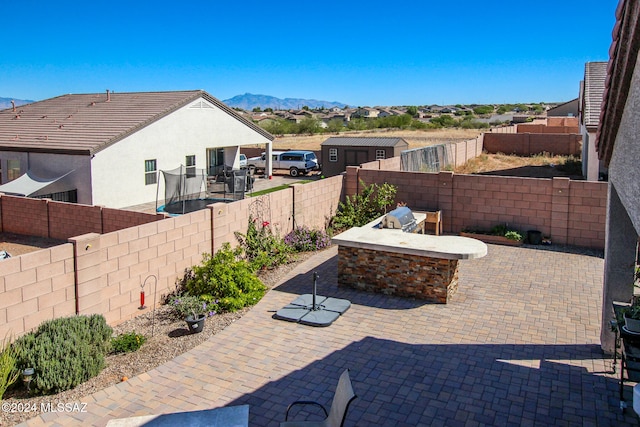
[{"x1": 169, "y1": 295, "x2": 213, "y2": 334}]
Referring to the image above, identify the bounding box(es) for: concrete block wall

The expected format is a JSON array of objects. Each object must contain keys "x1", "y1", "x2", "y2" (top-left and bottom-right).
[
  {"x1": 70, "y1": 207, "x2": 213, "y2": 327},
  {"x1": 0, "y1": 194, "x2": 162, "y2": 240},
  {"x1": 567, "y1": 180, "x2": 608, "y2": 248},
  {"x1": 0, "y1": 243, "x2": 75, "y2": 338},
  {"x1": 346, "y1": 169, "x2": 607, "y2": 249},
  {"x1": 211, "y1": 176, "x2": 343, "y2": 252},
  {"x1": 102, "y1": 208, "x2": 168, "y2": 234},
  {"x1": 483, "y1": 133, "x2": 582, "y2": 156},
  {"x1": 48, "y1": 202, "x2": 103, "y2": 240},
  {"x1": 292, "y1": 175, "x2": 344, "y2": 232},
  {"x1": 0, "y1": 195, "x2": 49, "y2": 237},
  {"x1": 517, "y1": 124, "x2": 580, "y2": 134}
]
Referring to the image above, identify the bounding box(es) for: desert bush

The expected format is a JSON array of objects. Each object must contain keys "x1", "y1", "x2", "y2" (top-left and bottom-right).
[
  {"x1": 179, "y1": 243, "x2": 267, "y2": 313},
  {"x1": 110, "y1": 332, "x2": 147, "y2": 354},
  {"x1": 12, "y1": 315, "x2": 112, "y2": 395}
]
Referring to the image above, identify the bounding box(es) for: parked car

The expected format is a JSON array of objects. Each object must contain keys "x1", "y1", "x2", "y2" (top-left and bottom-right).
[
  {"x1": 247, "y1": 151, "x2": 320, "y2": 177},
  {"x1": 239, "y1": 154, "x2": 247, "y2": 169}
]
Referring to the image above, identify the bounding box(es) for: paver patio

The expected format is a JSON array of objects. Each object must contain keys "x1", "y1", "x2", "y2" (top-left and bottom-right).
[{"x1": 17, "y1": 243, "x2": 639, "y2": 426}]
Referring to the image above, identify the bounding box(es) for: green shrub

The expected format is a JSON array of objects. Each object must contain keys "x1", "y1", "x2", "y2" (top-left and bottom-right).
[
  {"x1": 0, "y1": 333, "x2": 20, "y2": 400},
  {"x1": 12, "y1": 314, "x2": 112, "y2": 395},
  {"x1": 110, "y1": 332, "x2": 146, "y2": 354},
  {"x1": 331, "y1": 181, "x2": 397, "y2": 230},
  {"x1": 504, "y1": 231, "x2": 523, "y2": 241},
  {"x1": 179, "y1": 243, "x2": 267, "y2": 313},
  {"x1": 235, "y1": 217, "x2": 292, "y2": 270}
]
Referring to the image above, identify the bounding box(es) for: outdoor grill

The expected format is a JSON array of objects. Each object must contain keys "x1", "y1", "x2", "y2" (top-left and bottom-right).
[{"x1": 381, "y1": 206, "x2": 420, "y2": 233}]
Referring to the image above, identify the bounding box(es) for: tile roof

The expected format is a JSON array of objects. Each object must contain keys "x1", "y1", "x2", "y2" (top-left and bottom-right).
[
  {"x1": 583, "y1": 62, "x2": 608, "y2": 128},
  {"x1": 597, "y1": 0, "x2": 640, "y2": 164},
  {"x1": 0, "y1": 90, "x2": 273, "y2": 155},
  {"x1": 321, "y1": 137, "x2": 409, "y2": 147}
]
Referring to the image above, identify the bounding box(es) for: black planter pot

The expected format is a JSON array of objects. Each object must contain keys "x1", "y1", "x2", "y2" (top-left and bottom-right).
[{"x1": 185, "y1": 314, "x2": 206, "y2": 333}]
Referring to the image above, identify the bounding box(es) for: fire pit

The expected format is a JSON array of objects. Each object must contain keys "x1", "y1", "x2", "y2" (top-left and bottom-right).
[{"x1": 332, "y1": 207, "x2": 487, "y2": 303}]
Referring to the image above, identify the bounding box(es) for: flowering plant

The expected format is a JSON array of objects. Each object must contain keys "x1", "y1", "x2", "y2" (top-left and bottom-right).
[
  {"x1": 169, "y1": 294, "x2": 217, "y2": 319},
  {"x1": 284, "y1": 226, "x2": 331, "y2": 252}
]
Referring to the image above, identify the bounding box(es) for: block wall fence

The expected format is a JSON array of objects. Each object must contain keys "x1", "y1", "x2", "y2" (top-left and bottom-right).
[
  {"x1": 0, "y1": 175, "x2": 344, "y2": 338},
  {"x1": 345, "y1": 167, "x2": 607, "y2": 250},
  {"x1": 483, "y1": 133, "x2": 582, "y2": 156},
  {"x1": 0, "y1": 154, "x2": 606, "y2": 339}
]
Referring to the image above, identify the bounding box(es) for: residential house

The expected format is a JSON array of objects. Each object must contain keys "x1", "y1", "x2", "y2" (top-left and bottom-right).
[
  {"x1": 547, "y1": 98, "x2": 579, "y2": 117},
  {"x1": 596, "y1": 0, "x2": 640, "y2": 354},
  {"x1": 0, "y1": 90, "x2": 274, "y2": 208},
  {"x1": 579, "y1": 61, "x2": 608, "y2": 181},
  {"x1": 353, "y1": 107, "x2": 380, "y2": 119},
  {"x1": 320, "y1": 137, "x2": 409, "y2": 177}
]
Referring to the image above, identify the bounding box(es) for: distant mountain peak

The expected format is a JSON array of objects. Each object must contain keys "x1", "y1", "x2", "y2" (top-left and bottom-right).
[{"x1": 223, "y1": 93, "x2": 347, "y2": 111}]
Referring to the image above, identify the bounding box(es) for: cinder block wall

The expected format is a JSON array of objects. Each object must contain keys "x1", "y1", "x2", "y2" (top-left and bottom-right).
[
  {"x1": 0, "y1": 194, "x2": 164, "y2": 240},
  {"x1": 483, "y1": 133, "x2": 582, "y2": 156},
  {"x1": 0, "y1": 244, "x2": 75, "y2": 338},
  {"x1": 348, "y1": 169, "x2": 606, "y2": 249},
  {"x1": 1, "y1": 196, "x2": 49, "y2": 237}
]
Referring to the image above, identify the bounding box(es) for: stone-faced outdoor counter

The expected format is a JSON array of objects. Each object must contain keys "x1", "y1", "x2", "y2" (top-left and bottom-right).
[{"x1": 332, "y1": 213, "x2": 487, "y2": 303}]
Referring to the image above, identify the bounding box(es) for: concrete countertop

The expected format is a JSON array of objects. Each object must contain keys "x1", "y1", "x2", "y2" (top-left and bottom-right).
[{"x1": 332, "y1": 214, "x2": 488, "y2": 260}]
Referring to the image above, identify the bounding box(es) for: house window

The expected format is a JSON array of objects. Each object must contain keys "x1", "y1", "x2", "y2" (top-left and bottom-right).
[
  {"x1": 186, "y1": 155, "x2": 196, "y2": 178},
  {"x1": 7, "y1": 159, "x2": 21, "y2": 181},
  {"x1": 145, "y1": 159, "x2": 157, "y2": 185},
  {"x1": 329, "y1": 148, "x2": 338, "y2": 162},
  {"x1": 375, "y1": 150, "x2": 386, "y2": 160}
]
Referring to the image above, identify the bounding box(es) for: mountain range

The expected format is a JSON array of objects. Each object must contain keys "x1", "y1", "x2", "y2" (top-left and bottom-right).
[
  {"x1": 223, "y1": 93, "x2": 348, "y2": 111},
  {"x1": 0, "y1": 97, "x2": 34, "y2": 110}
]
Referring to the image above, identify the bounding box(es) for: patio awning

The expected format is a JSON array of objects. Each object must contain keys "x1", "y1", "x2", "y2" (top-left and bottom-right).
[{"x1": 0, "y1": 169, "x2": 75, "y2": 197}]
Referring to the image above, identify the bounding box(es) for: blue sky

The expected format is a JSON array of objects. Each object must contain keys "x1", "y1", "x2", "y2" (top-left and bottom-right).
[{"x1": 1, "y1": 0, "x2": 617, "y2": 106}]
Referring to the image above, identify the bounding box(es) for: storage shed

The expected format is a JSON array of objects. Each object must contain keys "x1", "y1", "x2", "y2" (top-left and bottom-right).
[{"x1": 320, "y1": 137, "x2": 409, "y2": 177}]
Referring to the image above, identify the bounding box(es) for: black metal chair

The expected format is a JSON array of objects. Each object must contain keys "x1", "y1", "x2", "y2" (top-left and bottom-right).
[{"x1": 281, "y1": 369, "x2": 357, "y2": 427}]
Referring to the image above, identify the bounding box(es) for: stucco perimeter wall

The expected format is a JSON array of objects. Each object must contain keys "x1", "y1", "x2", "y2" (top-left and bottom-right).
[
  {"x1": 483, "y1": 133, "x2": 582, "y2": 156},
  {"x1": 0, "y1": 243, "x2": 76, "y2": 338},
  {"x1": 0, "y1": 194, "x2": 164, "y2": 239},
  {"x1": 350, "y1": 168, "x2": 607, "y2": 249}
]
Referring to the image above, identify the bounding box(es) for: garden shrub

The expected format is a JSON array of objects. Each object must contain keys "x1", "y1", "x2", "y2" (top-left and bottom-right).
[
  {"x1": 0, "y1": 333, "x2": 19, "y2": 400},
  {"x1": 235, "y1": 217, "x2": 292, "y2": 270},
  {"x1": 179, "y1": 243, "x2": 267, "y2": 313},
  {"x1": 284, "y1": 226, "x2": 331, "y2": 252},
  {"x1": 12, "y1": 314, "x2": 112, "y2": 395},
  {"x1": 111, "y1": 332, "x2": 146, "y2": 354},
  {"x1": 168, "y1": 294, "x2": 217, "y2": 319},
  {"x1": 331, "y1": 181, "x2": 397, "y2": 230}
]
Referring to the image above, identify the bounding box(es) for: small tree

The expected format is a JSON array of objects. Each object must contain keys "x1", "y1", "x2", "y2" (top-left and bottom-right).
[{"x1": 332, "y1": 181, "x2": 397, "y2": 230}]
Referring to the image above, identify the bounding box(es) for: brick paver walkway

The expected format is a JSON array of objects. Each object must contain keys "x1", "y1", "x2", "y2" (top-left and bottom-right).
[{"x1": 18, "y1": 244, "x2": 639, "y2": 426}]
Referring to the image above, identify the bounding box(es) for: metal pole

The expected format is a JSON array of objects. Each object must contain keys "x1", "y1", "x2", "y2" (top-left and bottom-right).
[{"x1": 313, "y1": 271, "x2": 318, "y2": 310}]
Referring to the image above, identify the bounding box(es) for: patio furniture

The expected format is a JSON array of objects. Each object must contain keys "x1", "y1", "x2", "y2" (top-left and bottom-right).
[
  {"x1": 281, "y1": 369, "x2": 357, "y2": 427},
  {"x1": 612, "y1": 301, "x2": 640, "y2": 413},
  {"x1": 425, "y1": 210, "x2": 442, "y2": 235},
  {"x1": 105, "y1": 404, "x2": 249, "y2": 426}
]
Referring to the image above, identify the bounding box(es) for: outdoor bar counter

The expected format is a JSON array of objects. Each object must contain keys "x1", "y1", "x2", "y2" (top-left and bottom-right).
[{"x1": 332, "y1": 213, "x2": 487, "y2": 303}]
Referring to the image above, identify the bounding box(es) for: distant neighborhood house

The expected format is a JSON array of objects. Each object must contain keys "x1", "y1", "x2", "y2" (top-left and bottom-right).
[
  {"x1": 320, "y1": 136, "x2": 409, "y2": 177},
  {"x1": 0, "y1": 90, "x2": 274, "y2": 208}
]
